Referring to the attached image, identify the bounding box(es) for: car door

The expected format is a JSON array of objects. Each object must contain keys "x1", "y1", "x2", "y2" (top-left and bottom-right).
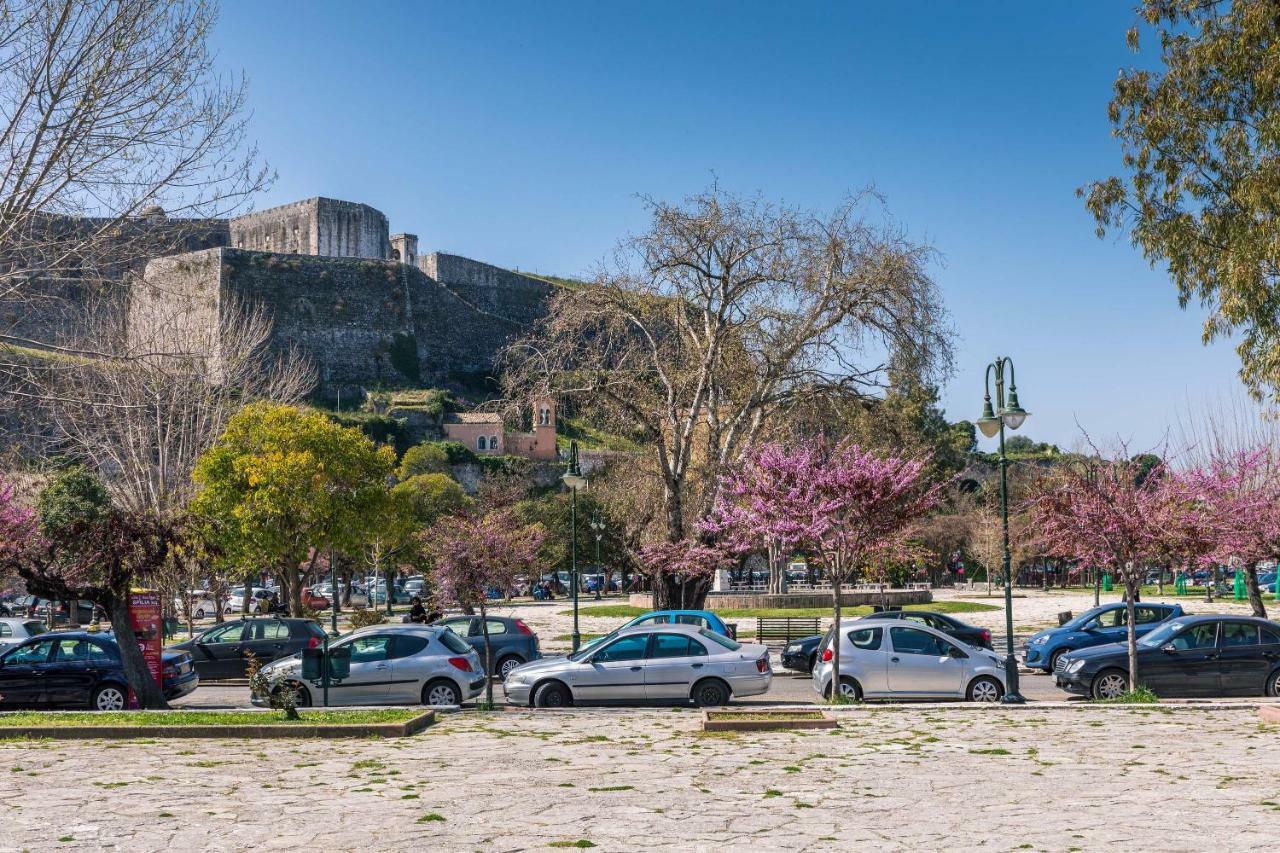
[
  {"x1": 384, "y1": 633, "x2": 431, "y2": 703},
  {"x1": 886, "y1": 626, "x2": 966, "y2": 697},
  {"x1": 241, "y1": 619, "x2": 292, "y2": 667},
  {"x1": 329, "y1": 635, "x2": 394, "y2": 706},
  {"x1": 1216, "y1": 622, "x2": 1267, "y2": 695},
  {"x1": 570, "y1": 634, "x2": 650, "y2": 702},
  {"x1": 644, "y1": 632, "x2": 709, "y2": 701},
  {"x1": 190, "y1": 621, "x2": 248, "y2": 679},
  {"x1": 41, "y1": 638, "x2": 99, "y2": 706},
  {"x1": 1144, "y1": 622, "x2": 1220, "y2": 696},
  {"x1": 842, "y1": 626, "x2": 889, "y2": 696},
  {"x1": 0, "y1": 638, "x2": 56, "y2": 706},
  {"x1": 477, "y1": 619, "x2": 512, "y2": 671}
]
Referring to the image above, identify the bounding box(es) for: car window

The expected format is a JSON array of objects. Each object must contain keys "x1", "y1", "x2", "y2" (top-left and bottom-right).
[
  {"x1": 890, "y1": 626, "x2": 950, "y2": 656},
  {"x1": 1096, "y1": 608, "x2": 1124, "y2": 628},
  {"x1": 7, "y1": 639, "x2": 54, "y2": 665},
  {"x1": 1262, "y1": 628, "x2": 1280, "y2": 645},
  {"x1": 202, "y1": 623, "x2": 245, "y2": 643},
  {"x1": 673, "y1": 614, "x2": 709, "y2": 628},
  {"x1": 903, "y1": 614, "x2": 931, "y2": 626},
  {"x1": 699, "y1": 629, "x2": 741, "y2": 650},
  {"x1": 391, "y1": 635, "x2": 429, "y2": 659},
  {"x1": 1170, "y1": 623, "x2": 1218, "y2": 650},
  {"x1": 85, "y1": 641, "x2": 114, "y2": 662},
  {"x1": 1219, "y1": 623, "x2": 1258, "y2": 647},
  {"x1": 1133, "y1": 607, "x2": 1164, "y2": 625},
  {"x1": 650, "y1": 633, "x2": 707, "y2": 659},
  {"x1": 483, "y1": 620, "x2": 507, "y2": 636},
  {"x1": 593, "y1": 634, "x2": 649, "y2": 662},
  {"x1": 0, "y1": 623, "x2": 9, "y2": 638},
  {"x1": 436, "y1": 630, "x2": 472, "y2": 655},
  {"x1": 247, "y1": 621, "x2": 289, "y2": 641},
  {"x1": 53, "y1": 639, "x2": 89, "y2": 662},
  {"x1": 347, "y1": 636, "x2": 392, "y2": 663},
  {"x1": 439, "y1": 618, "x2": 474, "y2": 636},
  {"x1": 632, "y1": 614, "x2": 667, "y2": 626},
  {"x1": 847, "y1": 627, "x2": 883, "y2": 650},
  {"x1": 23, "y1": 621, "x2": 45, "y2": 636}
]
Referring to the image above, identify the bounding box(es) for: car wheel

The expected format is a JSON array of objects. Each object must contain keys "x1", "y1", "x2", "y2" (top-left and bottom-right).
[
  {"x1": 194, "y1": 608, "x2": 206, "y2": 619},
  {"x1": 91, "y1": 684, "x2": 127, "y2": 711},
  {"x1": 967, "y1": 676, "x2": 1004, "y2": 703},
  {"x1": 823, "y1": 676, "x2": 862, "y2": 701},
  {"x1": 1048, "y1": 648, "x2": 1071, "y2": 672},
  {"x1": 423, "y1": 679, "x2": 461, "y2": 707},
  {"x1": 1091, "y1": 668, "x2": 1129, "y2": 700},
  {"x1": 1267, "y1": 667, "x2": 1280, "y2": 698},
  {"x1": 496, "y1": 656, "x2": 523, "y2": 680},
  {"x1": 277, "y1": 682, "x2": 311, "y2": 708},
  {"x1": 691, "y1": 678, "x2": 731, "y2": 707},
  {"x1": 533, "y1": 680, "x2": 571, "y2": 708}
]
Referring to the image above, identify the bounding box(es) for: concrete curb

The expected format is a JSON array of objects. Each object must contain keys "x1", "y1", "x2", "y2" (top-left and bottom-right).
[
  {"x1": 1261, "y1": 705, "x2": 1280, "y2": 725},
  {"x1": 0, "y1": 709, "x2": 435, "y2": 739},
  {"x1": 702, "y1": 710, "x2": 837, "y2": 732}
]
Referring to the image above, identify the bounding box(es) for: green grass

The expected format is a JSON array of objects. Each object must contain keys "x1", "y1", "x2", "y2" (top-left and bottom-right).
[
  {"x1": 548, "y1": 841, "x2": 597, "y2": 849},
  {"x1": 1093, "y1": 686, "x2": 1160, "y2": 705},
  {"x1": 417, "y1": 814, "x2": 446, "y2": 823},
  {"x1": 0, "y1": 709, "x2": 422, "y2": 728},
  {"x1": 566, "y1": 601, "x2": 1000, "y2": 619}
]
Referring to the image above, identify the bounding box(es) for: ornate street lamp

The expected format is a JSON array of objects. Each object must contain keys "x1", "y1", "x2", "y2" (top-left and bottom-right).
[
  {"x1": 977, "y1": 356, "x2": 1029, "y2": 704},
  {"x1": 561, "y1": 440, "x2": 588, "y2": 653},
  {"x1": 589, "y1": 509, "x2": 606, "y2": 601}
]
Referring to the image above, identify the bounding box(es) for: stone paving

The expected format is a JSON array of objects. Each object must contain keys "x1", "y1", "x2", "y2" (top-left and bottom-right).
[{"x1": 2, "y1": 705, "x2": 1276, "y2": 851}]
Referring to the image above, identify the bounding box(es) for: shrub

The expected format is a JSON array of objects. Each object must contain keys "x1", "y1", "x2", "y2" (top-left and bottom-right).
[
  {"x1": 325, "y1": 410, "x2": 410, "y2": 455},
  {"x1": 398, "y1": 443, "x2": 451, "y2": 480},
  {"x1": 1094, "y1": 685, "x2": 1159, "y2": 704},
  {"x1": 347, "y1": 608, "x2": 387, "y2": 629}
]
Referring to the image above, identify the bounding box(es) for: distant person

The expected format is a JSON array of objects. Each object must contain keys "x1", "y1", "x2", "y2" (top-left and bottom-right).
[{"x1": 408, "y1": 596, "x2": 428, "y2": 624}]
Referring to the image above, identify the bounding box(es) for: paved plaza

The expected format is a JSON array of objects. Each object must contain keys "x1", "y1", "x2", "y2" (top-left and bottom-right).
[{"x1": 2, "y1": 705, "x2": 1276, "y2": 852}]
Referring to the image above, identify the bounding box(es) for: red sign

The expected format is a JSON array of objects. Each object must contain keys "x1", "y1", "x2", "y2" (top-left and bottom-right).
[{"x1": 127, "y1": 589, "x2": 163, "y2": 708}]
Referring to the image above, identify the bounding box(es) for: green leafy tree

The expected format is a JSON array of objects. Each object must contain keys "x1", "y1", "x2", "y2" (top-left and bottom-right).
[
  {"x1": 397, "y1": 443, "x2": 452, "y2": 480},
  {"x1": 514, "y1": 491, "x2": 629, "y2": 587},
  {"x1": 1083, "y1": 0, "x2": 1280, "y2": 398},
  {"x1": 191, "y1": 403, "x2": 395, "y2": 616}
]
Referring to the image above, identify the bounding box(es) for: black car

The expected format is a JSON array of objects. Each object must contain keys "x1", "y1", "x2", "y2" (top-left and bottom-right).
[
  {"x1": 859, "y1": 610, "x2": 994, "y2": 649},
  {"x1": 1055, "y1": 615, "x2": 1280, "y2": 699},
  {"x1": 781, "y1": 635, "x2": 824, "y2": 673},
  {"x1": 166, "y1": 617, "x2": 328, "y2": 679},
  {"x1": 432, "y1": 615, "x2": 541, "y2": 678},
  {"x1": 0, "y1": 631, "x2": 198, "y2": 710}
]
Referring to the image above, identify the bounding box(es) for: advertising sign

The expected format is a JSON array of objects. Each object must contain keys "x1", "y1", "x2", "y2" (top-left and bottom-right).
[{"x1": 127, "y1": 589, "x2": 164, "y2": 708}]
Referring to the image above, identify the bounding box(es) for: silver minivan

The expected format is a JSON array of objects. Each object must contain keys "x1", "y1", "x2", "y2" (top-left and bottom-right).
[{"x1": 811, "y1": 618, "x2": 1006, "y2": 702}]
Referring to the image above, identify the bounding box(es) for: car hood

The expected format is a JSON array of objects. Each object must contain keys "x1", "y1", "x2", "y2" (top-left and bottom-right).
[
  {"x1": 1061, "y1": 641, "x2": 1132, "y2": 663},
  {"x1": 508, "y1": 655, "x2": 574, "y2": 678}
]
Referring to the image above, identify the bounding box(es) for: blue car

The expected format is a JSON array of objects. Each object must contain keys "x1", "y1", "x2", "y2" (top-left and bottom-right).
[
  {"x1": 1023, "y1": 602, "x2": 1183, "y2": 672},
  {"x1": 577, "y1": 609, "x2": 735, "y2": 656}
]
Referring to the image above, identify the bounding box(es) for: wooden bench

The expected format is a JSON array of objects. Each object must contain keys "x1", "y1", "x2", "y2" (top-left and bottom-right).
[{"x1": 755, "y1": 617, "x2": 822, "y2": 647}]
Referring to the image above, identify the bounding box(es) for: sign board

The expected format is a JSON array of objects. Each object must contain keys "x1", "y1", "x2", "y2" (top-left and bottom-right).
[{"x1": 127, "y1": 589, "x2": 164, "y2": 708}]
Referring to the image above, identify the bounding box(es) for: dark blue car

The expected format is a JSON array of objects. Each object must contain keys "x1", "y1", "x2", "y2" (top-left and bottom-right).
[
  {"x1": 1023, "y1": 602, "x2": 1183, "y2": 672},
  {"x1": 0, "y1": 631, "x2": 198, "y2": 710}
]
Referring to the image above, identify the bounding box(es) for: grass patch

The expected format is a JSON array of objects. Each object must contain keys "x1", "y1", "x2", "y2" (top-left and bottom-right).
[
  {"x1": 0, "y1": 709, "x2": 421, "y2": 728},
  {"x1": 566, "y1": 601, "x2": 999, "y2": 620},
  {"x1": 1093, "y1": 686, "x2": 1160, "y2": 705},
  {"x1": 969, "y1": 748, "x2": 1011, "y2": 755},
  {"x1": 417, "y1": 813, "x2": 446, "y2": 823},
  {"x1": 548, "y1": 841, "x2": 597, "y2": 849},
  {"x1": 588, "y1": 785, "x2": 634, "y2": 792}
]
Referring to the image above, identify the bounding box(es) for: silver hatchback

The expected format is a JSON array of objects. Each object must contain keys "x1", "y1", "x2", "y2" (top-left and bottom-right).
[
  {"x1": 252, "y1": 624, "x2": 485, "y2": 707},
  {"x1": 504, "y1": 624, "x2": 772, "y2": 707},
  {"x1": 811, "y1": 618, "x2": 1007, "y2": 702}
]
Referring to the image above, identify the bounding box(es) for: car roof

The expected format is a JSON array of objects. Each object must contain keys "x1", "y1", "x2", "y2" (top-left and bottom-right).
[
  {"x1": 344, "y1": 623, "x2": 449, "y2": 637},
  {"x1": 1169, "y1": 614, "x2": 1276, "y2": 626},
  {"x1": 615, "y1": 623, "x2": 706, "y2": 636}
]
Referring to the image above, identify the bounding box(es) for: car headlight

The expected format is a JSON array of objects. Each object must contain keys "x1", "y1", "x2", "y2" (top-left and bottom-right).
[
  {"x1": 1031, "y1": 635, "x2": 1048, "y2": 645},
  {"x1": 1066, "y1": 659, "x2": 1086, "y2": 673},
  {"x1": 786, "y1": 644, "x2": 801, "y2": 653}
]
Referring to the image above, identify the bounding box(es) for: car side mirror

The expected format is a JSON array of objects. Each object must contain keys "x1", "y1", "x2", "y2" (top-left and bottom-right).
[{"x1": 1161, "y1": 644, "x2": 1176, "y2": 653}]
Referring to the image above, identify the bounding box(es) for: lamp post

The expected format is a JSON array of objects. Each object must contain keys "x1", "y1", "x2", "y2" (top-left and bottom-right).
[
  {"x1": 589, "y1": 509, "x2": 606, "y2": 601},
  {"x1": 976, "y1": 356, "x2": 1029, "y2": 705},
  {"x1": 562, "y1": 440, "x2": 588, "y2": 653}
]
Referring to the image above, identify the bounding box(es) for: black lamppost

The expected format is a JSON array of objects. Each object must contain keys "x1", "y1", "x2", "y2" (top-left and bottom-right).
[
  {"x1": 562, "y1": 441, "x2": 588, "y2": 653},
  {"x1": 589, "y1": 509, "x2": 606, "y2": 601},
  {"x1": 976, "y1": 356, "x2": 1029, "y2": 705}
]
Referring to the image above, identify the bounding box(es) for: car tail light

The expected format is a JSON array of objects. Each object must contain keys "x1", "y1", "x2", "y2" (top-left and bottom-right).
[
  {"x1": 756, "y1": 656, "x2": 770, "y2": 673},
  {"x1": 306, "y1": 636, "x2": 321, "y2": 649},
  {"x1": 514, "y1": 619, "x2": 534, "y2": 636},
  {"x1": 981, "y1": 629, "x2": 992, "y2": 645},
  {"x1": 448, "y1": 657, "x2": 473, "y2": 673},
  {"x1": 163, "y1": 664, "x2": 177, "y2": 679},
  {"x1": 821, "y1": 648, "x2": 832, "y2": 663}
]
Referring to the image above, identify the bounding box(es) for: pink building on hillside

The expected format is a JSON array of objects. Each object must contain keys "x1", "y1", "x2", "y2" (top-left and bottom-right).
[{"x1": 443, "y1": 399, "x2": 558, "y2": 461}]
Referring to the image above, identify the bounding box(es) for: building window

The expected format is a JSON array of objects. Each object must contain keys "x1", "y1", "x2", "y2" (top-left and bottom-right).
[
  {"x1": 539, "y1": 407, "x2": 550, "y2": 426},
  {"x1": 489, "y1": 435, "x2": 499, "y2": 451},
  {"x1": 477, "y1": 436, "x2": 487, "y2": 451}
]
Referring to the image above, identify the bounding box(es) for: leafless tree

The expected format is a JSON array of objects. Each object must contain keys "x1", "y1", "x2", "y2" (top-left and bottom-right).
[
  {"x1": 0, "y1": 0, "x2": 268, "y2": 362},
  {"x1": 504, "y1": 186, "x2": 951, "y2": 607}
]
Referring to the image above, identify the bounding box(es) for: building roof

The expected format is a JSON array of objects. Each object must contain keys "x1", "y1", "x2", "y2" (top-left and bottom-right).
[{"x1": 443, "y1": 412, "x2": 503, "y2": 425}]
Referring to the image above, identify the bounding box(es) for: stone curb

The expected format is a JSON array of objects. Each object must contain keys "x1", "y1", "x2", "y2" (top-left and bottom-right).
[
  {"x1": 702, "y1": 710, "x2": 837, "y2": 732},
  {"x1": 495, "y1": 700, "x2": 1278, "y2": 714},
  {"x1": 1261, "y1": 705, "x2": 1280, "y2": 725},
  {"x1": 0, "y1": 709, "x2": 435, "y2": 739}
]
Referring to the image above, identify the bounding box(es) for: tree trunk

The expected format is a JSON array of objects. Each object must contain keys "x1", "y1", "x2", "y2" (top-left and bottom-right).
[
  {"x1": 1243, "y1": 562, "x2": 1268, "y2": 619},
  {"x1": 479, "y1": 602, "x2": 494, "y2": 706},
  {"x1": 1124, "y1": 583, "x2": 1138, "y2": 693},
  {"x1": 653, "y1": 574, "x2": 710, "y2": 610},
  {"x1": 830, "y1": 574, "x2": 842, "y2": 703},
  {"x1": 385, "y1": 566, "x2": 396, "y2": 615},
  {"x1": 107, "y1": 594, "x2": 168, "y2": 710},
  {"x1": 241, "y1": 570, "x2": 254, "y2": 616},
  {"x1": 1093, "y1": 569, "x2": 1100, "y2": 607}
]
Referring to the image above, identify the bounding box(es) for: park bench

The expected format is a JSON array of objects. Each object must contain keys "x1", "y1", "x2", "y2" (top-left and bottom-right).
[{"x1": 755, "y1": 617, "x2": 822, "y2": 648}]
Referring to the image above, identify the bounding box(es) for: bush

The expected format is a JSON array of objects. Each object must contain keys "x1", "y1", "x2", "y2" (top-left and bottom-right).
[
  {"x1": 347, "y1": 609, "x2": 387, "y2": 629},
  {"x1": 433, "y1": 440, "x2": 477, "y2": 465},
  {"x1": 477, "y1": 455, "x2": 532, "y2": 476},
  {"x1": 1095, "y1": 685, "x2": 1159, "y2": 704},
  {"x1": 325, "y1": 410, "x2": 410, "y2": 455},
  {"x1": 398, "y1": 443, "x2": 451, "y2": 480}
]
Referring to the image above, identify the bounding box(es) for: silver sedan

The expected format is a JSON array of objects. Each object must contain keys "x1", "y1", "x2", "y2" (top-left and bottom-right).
[
  {"x1": 252, "y1": 624, "x2": 485, "y2": 707},
  {"x1": 504, "y1": 624, "x2": 772, "y2": 707}
]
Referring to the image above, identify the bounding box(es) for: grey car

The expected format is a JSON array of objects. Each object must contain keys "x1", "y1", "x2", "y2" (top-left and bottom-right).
[
  {"x1": 811, "y1": 618, "x2": 1007, "y2": 702},
  {"x1": 504, "y1": 624, "x2": 772, "y2": 708},
  {"x1": 0, "y1": 618, "x2": 47, "y2": 653},
  {"x1": 433, "y1": 614, "x2": 541, "y2": 678},
  {"x1": 252, "y1": 624, "x2": 485, "y2": 707}
]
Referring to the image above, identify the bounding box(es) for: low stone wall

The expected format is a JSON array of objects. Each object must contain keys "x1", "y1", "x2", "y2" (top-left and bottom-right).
[{"x1": 627, "y1": 589, "x2": 932, "y2": 610}]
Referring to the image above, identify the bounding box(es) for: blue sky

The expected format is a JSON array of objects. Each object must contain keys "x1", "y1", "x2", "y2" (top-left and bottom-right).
[{"x1": 210, "y1": 1, "x2": 1239, "y2": 451}]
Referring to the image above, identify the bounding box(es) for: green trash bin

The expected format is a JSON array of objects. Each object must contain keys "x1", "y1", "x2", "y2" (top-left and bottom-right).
[
  {"x1": 1174, "y1": 573, "x2": 1188, "y2": 596},
  {"x1": 1233, "y1": 569, "x2": 1246, "y2": 601},
  {"x1": 1102, "y1": 573, "x2": 1113, "y2": 592}
]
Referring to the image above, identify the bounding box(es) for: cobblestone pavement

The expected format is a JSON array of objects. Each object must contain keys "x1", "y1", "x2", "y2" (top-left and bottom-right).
[{"x1": 2, "y1": 706, "x2": 1276, "y2": 852}]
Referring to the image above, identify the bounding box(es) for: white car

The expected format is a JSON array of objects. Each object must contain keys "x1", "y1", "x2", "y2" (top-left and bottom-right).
[
  {"x1": 251, "y1": 624, "x2": 485, "y2": 707},
  {"x1": 311, "y1": 583, "x2": 369, "y2": 608},
  {"x1": 224, "y1": 587, "x2": 274, "y2": 614},
  {"x1": 504, "y1": 623, "x2": 773, "y2": 707},
  {"x1": 0, "y1": 618, "x2": 48, "y2": 653},
  {"x1": 812, "y1": 618, "x2": 1007, "y2": 702},
  {"x1": 174, "y1": 591, "x2": 220, "y2": 619}
]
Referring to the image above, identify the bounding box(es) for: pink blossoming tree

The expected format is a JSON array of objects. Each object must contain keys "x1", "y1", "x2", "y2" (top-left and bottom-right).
[
  {"x1": 425, "y1": 509, "x2": 545, "y2": 706},
  {"x1": 1194, "y1": 449, "x2": 1276, "y2": 618},
  {"x1": 714, "y1": 438, "x2": 941, "y2": 702},
  {"x1": 637, "y1": 539, "x2": 736, "y2": 608}
]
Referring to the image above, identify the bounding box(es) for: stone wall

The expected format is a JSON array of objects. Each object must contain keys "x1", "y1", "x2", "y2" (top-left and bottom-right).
[
  {"x1": 627, "y1": 589, "x2": 934, "y2": 610},
  {"x1": 230, "y1": 198, "x2": 391, "y2": 260}
]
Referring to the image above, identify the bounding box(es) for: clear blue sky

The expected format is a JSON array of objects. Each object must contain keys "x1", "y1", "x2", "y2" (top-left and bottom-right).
[{"x1": 210, "y1": 1, "x2": 1239, "y2": 451}]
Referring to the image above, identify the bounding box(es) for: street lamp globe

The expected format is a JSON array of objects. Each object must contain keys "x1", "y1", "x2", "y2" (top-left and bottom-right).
[
  {"x1": 1000, "y1": 388, "x2": 1029, "y2": 430},
  {"x1": 977, "y1": 397, "x2": 1001, "y2": 438}
]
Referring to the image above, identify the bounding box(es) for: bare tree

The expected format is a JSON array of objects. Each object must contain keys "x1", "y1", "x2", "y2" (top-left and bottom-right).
[
  {"x1": 0, "y1": 0, "x2": 268, "y2": 362},
  {"x1": 505, "y1": 186, "x2": 951, "y2": 608}
]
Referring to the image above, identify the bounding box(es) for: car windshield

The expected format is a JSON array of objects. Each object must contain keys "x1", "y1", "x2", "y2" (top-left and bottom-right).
[
  {"x1": 1138, "y1": 621, "x2": 1185, "y2": 648},
  {"x1": 700, "y1": 629, "x2": 740, "y2": 650},
  {"x1": 436, "y1": 629, "x2": 472, "y2": 655},
  {"x1": 23, "y1": 621, "x2": 46, "y2": 635},
  {"x1": 569, "y1": 631, "x2": 620, "y2": 662}
]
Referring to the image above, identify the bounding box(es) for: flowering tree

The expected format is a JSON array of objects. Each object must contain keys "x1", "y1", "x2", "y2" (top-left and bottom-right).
[
  {"x1": 1193, "y1": 450, "x2": 1276, "y2": 618},
  {"x1": 637, "y1": 539, "x2": 736, "y2": 608},
  {"x1": 426, "y1": 510, "x2": 544, "y2": 705},
  {"x1": 714, "y1": 439, "x2": 941, "y2": 702}
]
